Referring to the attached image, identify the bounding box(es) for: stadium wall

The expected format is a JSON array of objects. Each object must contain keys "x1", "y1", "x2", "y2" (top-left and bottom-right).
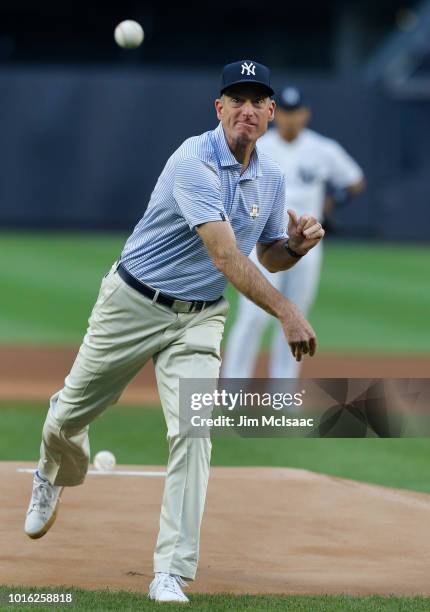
[{"x1": 1, "y1": 66, "x2": 429, "y2": 240}]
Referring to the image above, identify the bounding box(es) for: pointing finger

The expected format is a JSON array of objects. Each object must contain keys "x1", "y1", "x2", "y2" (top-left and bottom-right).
[{"x1": 287, "y1": 209, "x2": 299, "y2": 227}]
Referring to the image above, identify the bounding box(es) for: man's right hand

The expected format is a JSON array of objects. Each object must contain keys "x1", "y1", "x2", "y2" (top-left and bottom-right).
[
  {"x1": 279, "y1": 302, "x2": 317, "y2": 362},
  {"x1": 196, "y1": 220, "x2": 318, "y2": 362}
]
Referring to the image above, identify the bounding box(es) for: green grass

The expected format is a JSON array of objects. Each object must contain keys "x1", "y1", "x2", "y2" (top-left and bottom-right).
[
  {"x1": 1, "y1": 587, "x2": 430, "y2": 612},
  {"x1": 0, "y1": 232, "x2": 429, "y2": 353},
  {"x1": 1, "y1": 587, "x2": 430, "y2": 611},
  {"x1": 0, "y1": 232, "x2": 125, "y2": 344},
  {"x1": 2, "y1": 402, "x2": 430, "y2": 494},
  {"x1": 311, "y1": 243, "x2": 430, "y2": 353}
]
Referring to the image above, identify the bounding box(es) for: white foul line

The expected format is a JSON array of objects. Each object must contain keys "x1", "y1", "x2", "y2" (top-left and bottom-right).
[{"x1": 16, "y1": 468, "x2": 166, "y2": 477}]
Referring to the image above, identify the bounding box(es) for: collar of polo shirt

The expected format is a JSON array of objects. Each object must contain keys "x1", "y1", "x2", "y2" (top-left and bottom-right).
[{"x1": 212, "y1": 123, "x2": 262, "y2": 179}]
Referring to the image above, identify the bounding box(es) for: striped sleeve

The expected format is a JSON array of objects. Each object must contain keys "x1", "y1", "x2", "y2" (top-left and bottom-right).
[
  {"x1": 173, "y1": 157, "x2": 226, "y2": 229},
  {"x1": 258, "y1": 174, "x2": 288, "y2": 244}
]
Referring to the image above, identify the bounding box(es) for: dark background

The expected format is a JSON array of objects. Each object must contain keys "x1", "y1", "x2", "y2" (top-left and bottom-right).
[
  {"x1": 0, "y1": 0, "x2": 419, "y2": 70},
  {"x1": 1, "y1": 0, "x2": 429, "y2": 239}
]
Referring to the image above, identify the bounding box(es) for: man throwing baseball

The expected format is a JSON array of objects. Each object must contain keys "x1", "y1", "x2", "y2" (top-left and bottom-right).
[{"x1": 24, "y1": 61, "x2": 325, "y2": 603}]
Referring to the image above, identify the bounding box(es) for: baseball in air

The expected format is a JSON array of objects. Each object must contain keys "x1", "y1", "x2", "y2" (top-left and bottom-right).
[
  {"x1": 114, "y1": 20, "x2": 144, "y2": 49},
  {"x1": 94, "y1": 450, "x2": 117, "y2": 471}
]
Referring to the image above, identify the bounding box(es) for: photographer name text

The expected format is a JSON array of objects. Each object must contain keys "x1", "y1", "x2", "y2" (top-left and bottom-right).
[{"x1": 190, "y1": 414, "x2": 314, "y2": 428}]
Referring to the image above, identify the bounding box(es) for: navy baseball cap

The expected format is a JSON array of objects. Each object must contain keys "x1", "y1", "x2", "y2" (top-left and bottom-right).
[
  {"x1": 220, "y1": 60, "x2": 274, "y2": 96},
  {"x1": 275, "y1": 86, "x2": 307, "y2": 111}
]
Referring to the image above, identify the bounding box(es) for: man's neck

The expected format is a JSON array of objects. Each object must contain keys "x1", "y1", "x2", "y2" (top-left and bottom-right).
[
  {"x1": 280, "y1": 130, "x2": 302, "y2": 144},
  {"x1": 224, "y1": 131, "x2": 255, "y2": 172}
]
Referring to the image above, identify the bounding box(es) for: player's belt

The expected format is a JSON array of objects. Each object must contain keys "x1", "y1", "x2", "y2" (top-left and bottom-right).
[{"x1": 116, "y1": 262, "x2": 222, "y2": 313}]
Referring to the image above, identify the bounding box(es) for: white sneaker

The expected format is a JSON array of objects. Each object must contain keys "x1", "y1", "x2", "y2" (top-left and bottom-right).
[
  {"x1": 24, "y1": 471, "x2": 63, "y2": 539},
  {"x1": 149, "y1": 573, "x2": 189, "y2": 603}
]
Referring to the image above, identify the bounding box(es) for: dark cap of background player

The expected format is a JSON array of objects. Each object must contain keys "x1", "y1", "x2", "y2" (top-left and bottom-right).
[
  {"x1": 220, "y1": 60, "x2": 274, "y2": 96},
  {"x1": 275, "y1": 86, "x2": 307, "y2": 111}
]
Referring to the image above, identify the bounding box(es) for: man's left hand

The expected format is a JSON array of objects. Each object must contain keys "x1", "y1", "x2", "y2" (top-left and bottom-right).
[{"x1": 287, "y1": 209, "x2": 325, "y2": 256}]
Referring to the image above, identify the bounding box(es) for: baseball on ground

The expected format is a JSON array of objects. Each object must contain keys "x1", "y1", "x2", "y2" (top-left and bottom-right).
[
  {"x1": 94, "y1": 450, "x2": 117, "y2": 471},
  {"x1": 114, "y1": 20, "x2": 144, "y2": 49}
]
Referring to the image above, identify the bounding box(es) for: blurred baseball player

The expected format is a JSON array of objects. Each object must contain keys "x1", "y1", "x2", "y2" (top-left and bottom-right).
[
  {"x1": 24, "y1": 64, "x2": 325, "y2": 602},
  {"x1": 223, "y1": 86, "x2": 365, "y2": 380}
]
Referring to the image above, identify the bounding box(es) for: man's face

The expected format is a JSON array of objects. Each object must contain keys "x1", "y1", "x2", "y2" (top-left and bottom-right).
[
  {"x1": 215, "y1": 84, "x2": 275, "y2": 147},
  {"x1": 274, "y1": 106, "x2": 310, "y2": 140}
]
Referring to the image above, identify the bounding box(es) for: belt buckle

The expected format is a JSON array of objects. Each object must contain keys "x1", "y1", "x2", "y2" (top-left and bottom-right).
[
  {"x1": 190, "y1": 302, "x2": 202, "y2": 313},
  {"x1": 172, "y1": 299, "x2": 192, "y2": 313}
]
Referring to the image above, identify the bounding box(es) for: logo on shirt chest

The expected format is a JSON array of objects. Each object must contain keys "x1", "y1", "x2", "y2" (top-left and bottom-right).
[
  {"x1": 250, "y1": 203, "x2": 260, "y2": 219},
  {"x1": 298, "y1": 165, "x2": 320, "y2": 184}
]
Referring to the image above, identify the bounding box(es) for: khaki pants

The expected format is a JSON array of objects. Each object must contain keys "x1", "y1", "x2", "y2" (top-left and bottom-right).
[{"x1": 38, "y1": 263, "x2": 228, "y2": 580}]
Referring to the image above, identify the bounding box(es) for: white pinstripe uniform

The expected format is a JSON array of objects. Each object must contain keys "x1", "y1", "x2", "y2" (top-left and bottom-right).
[
  {"x1": 36, "y1": 122, "x2": 286, "y2": 580},
  {"x1": 222, "y1": 127, "x2": 364, "y2": 379}
]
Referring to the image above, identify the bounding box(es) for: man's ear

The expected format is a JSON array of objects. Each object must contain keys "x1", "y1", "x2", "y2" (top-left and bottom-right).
[
  {"x1": 268, "y1": 99, "x2": 276, "y2": 122},
  {"x1": 215, "y1": 98, "x2": 223, "y2": 121}
]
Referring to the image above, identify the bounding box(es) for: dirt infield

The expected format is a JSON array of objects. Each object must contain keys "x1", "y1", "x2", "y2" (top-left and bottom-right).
[
  {"x1": 1, "y1": 346, "x2": 429, "y2": 405},
  {"x1": 2, "y1": 461, "x2": 430, "y2": 596}
]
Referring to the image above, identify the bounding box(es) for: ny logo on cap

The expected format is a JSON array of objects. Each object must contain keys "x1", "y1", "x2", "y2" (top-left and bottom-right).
[{"x1": 241, "y1": 61, "x2": 256, "y2": 76}]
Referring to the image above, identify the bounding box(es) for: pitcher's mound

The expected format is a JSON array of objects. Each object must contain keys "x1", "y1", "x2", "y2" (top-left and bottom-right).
[{"x1": 2, "y1": 461, "x2": 430, "y2": 595}]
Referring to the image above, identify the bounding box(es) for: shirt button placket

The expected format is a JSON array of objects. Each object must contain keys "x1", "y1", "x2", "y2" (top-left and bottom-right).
[{"x1": 229, "y1": 170, "x2": 241, "y2": 219}]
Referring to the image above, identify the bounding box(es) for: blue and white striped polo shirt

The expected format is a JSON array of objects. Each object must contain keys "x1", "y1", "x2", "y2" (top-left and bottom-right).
[{"x1": 121, "y1": 122, "x2": 287, "y2": 301}]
